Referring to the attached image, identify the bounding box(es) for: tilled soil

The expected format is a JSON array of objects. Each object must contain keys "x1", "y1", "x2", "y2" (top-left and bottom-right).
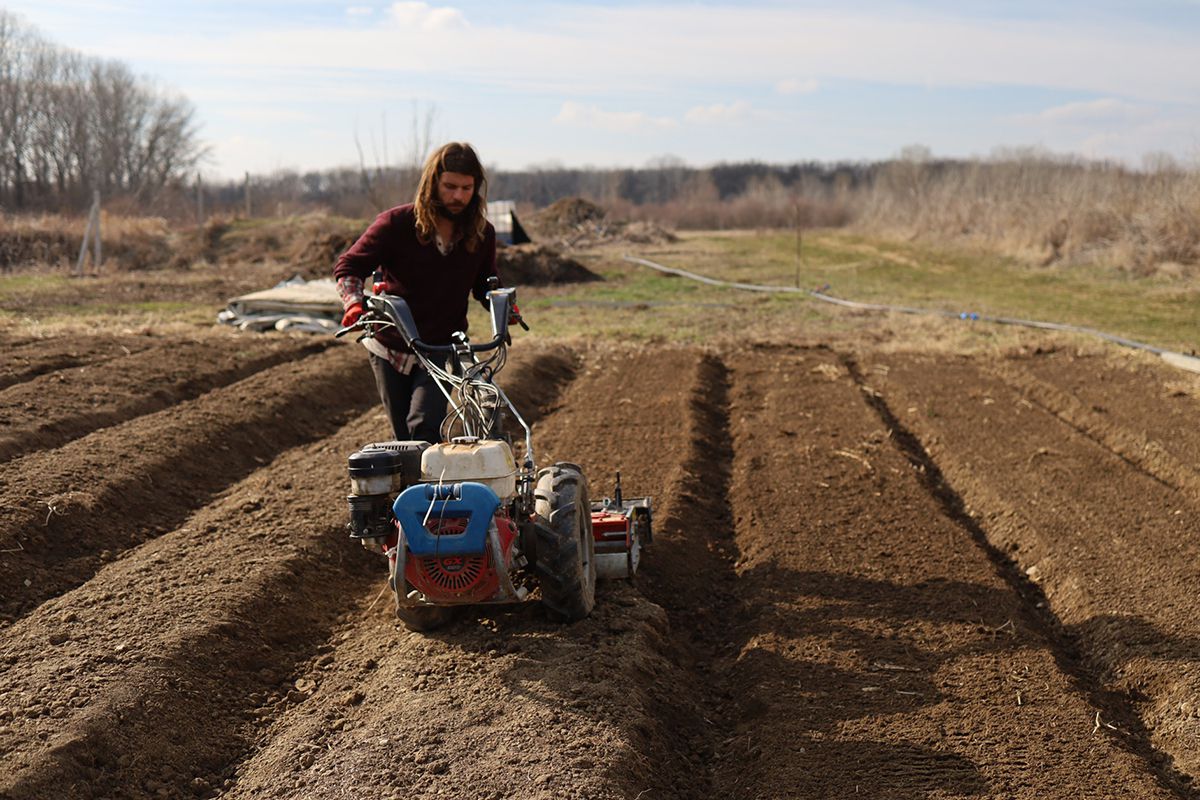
[{"x1": 2, "y1": 332, "x2": 1199, "y2": 799}]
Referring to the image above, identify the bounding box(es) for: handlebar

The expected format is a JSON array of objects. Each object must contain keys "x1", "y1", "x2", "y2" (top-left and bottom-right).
[{"x1": 335, "y1": 289, "x2": 519, "y2": 355}]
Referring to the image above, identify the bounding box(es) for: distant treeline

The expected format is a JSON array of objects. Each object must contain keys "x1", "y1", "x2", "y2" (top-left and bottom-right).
[
  {"x1": 2, "y1": 8, "x2": 1196, "y2": 273},
  {"x1": 202, "y1": 150, "x2": 1196, "y2": 273},
  {"x1": 202, "y1": 159, "x2": 870, "y2": 228},
  {"x1": 0, "y1": 11, "x2": 203, "y2": 213}
]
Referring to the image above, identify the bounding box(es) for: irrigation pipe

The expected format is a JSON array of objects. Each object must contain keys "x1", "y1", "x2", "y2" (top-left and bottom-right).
[{"x1": 622, "y1": 255, "x2": 1200, "y2": 375}]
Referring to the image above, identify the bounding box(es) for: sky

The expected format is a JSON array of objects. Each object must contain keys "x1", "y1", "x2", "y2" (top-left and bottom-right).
[{"x1": 5, "y1": 1, "x2": 1200, "y2": 179}]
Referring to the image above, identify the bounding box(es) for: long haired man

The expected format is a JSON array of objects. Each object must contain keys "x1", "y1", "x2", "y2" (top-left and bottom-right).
[{"x1": 334, "y1": 142, "x2": 499, "y2": 443}]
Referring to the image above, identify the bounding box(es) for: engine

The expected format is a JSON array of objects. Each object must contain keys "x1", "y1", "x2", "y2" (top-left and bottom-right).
[
  {"x1": 392, "y1": 439, "x2": 523, "y2": 604},
  {"x1": 404, "y1": 514, "x2": 519, "y2": 603},
  {"x1": 345, "y1": 441, "x2": 430, "y2": 549}
]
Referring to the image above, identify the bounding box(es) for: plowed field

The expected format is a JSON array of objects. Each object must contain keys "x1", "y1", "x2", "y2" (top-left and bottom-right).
[{"x1": 3, "y1": 326, "x2": 1200, "y2": 799}]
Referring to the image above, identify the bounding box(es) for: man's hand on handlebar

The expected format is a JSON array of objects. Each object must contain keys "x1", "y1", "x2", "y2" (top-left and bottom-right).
[
  {"x1": 341, "y1": 302, "x2": 364, "y2": 328},
  {"x1": 335, "y1": 303, "x2": 386, "y2": 339},
  {"x1": 509, "y1": 303, "x2": 530, "y2": 331}
]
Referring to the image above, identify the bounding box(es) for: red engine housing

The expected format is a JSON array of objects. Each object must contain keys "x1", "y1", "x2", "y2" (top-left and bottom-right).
[{"x1": 403, "y1": 513, "x2": 518, "y2": 603}]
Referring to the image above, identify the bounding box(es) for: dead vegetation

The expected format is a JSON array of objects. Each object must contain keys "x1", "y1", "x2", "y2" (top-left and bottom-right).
[
  {"x1": 0, "y1": 213, "x2": 173, "y2": 272},
  {"x1": 853, "y1": 154, "x2": 1200, "y2": 276},
  {"x1": 8, "y1": 152, "x2": 1200, "y2": 281},
  {"x1": 0, "y1": 213, "x2": 361, "y2": 275}
]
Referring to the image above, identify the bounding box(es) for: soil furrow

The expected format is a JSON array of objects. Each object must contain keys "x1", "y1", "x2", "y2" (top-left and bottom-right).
[
  {"x1": 0, "y1": 336, "x2": 330, "y2": 464},
  {"x1": 0, "y1": 345, "x2": 581, "y2": 800},
  {"x1": 622, "y1": 354, "x2": 741, "y2": 800},
  {"x1": 873, "y1": 352, "x2": 1200, "y2": 787},
  {"x1": 530, "y1": 346, "x2": 742, "y2": 799},
  {"x1": 988, "y1": 362, "x2": 1200, "y2": 502},
  {"x1": 690, "y1": 344, "x2": 1178, "y2": 798},
  {"x1": 205, "y1": 345, "x2": 682, "y2": 800},
  {"x1": 844, "y1": 352, "x2": 1193, "y2": 798},
  {"x1": 1018, "y1": 349, "x2": 1200, "y2": 476},
  {"x1": 0, "y1": 335, "x2": 158, "y2": 392},
  {"x1": 0, "y1": 347, "x2": 374, "y2": 622},
  {"x1": 0, "y1": 414, "x2": 382, "y2": 800}
]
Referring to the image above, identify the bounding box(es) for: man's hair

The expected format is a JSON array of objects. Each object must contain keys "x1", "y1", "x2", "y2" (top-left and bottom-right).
[{"x1": 413, "y1": 142, "x2": 488, "y2": 253}]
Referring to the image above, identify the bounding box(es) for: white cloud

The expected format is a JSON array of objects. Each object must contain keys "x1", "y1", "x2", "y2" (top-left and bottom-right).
[
  {"x1": 51, "y1": 5, "x2": 1200, "y2": 104},
  {"x1": 388, "y1": 1, "x2": 466, "y2": 31},
  {"x1": 553, "y1": 102, "x2": 676, "y2": 133},
  {"x1": 1034, "y1": 98, "x2": 1150, "y2": 124},
  {"x1": 684, "y1": 101, "x2": 752, "y2": 124},
  {"x1": 776, "y1": 78, "x2": 819, "y2": 95},
  {"x1": 221, "y1": 106, "x2": 318, "y2": 124}
]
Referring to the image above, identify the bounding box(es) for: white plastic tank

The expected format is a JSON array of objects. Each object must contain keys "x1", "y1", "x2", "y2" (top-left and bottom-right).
[{"x1": 421, "y1": 439, "x2": 517, "y2": 499}]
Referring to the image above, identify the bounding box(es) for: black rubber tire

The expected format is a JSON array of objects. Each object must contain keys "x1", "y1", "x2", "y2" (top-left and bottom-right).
[
  {"x1": 533, "y1": 463, "x2": 596, "y2": 622},
  {"x1": 390, "y1": 564, "x2": 458, "y2": 632},
  {"x1": 395, "y1": 602, "x2": 457, "y2": 632}
]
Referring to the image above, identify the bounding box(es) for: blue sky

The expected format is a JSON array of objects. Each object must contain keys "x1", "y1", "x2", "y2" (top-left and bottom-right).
[{"x1": 6, "y1": 1, "x2": 1199, "y2": 178}]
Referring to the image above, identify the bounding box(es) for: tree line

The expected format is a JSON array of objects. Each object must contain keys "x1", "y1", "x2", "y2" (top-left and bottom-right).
[{"x1": 0, "y1": 11, "x2": 204, "y2": 213}]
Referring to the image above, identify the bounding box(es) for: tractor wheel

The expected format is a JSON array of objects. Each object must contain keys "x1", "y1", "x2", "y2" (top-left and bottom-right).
[
  {"x1": 395, "y1": 603, "x2": 457, "y2": 632},
  {"x1": 534, "y1": 463, "x2": 596, "y2": 622},
  {"x1": 390, "y1": 564, "x2": 458, "y2": 632}
]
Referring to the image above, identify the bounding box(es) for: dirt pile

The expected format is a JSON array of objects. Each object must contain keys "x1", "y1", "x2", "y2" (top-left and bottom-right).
[
  {"x1": 497, "y1": 244, "x2": 601, "y2": 286},
  {"x1": 529, "y1": 197, "x2": 677, "y2": 248},
  {"x1": 173, "y1": 214, "x2": 360, "y2": 276}
]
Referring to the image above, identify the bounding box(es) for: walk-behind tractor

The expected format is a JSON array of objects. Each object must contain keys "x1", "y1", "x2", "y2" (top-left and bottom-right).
[{"x1": 337, "y1": 287, "x2": 651, "y2": 631}]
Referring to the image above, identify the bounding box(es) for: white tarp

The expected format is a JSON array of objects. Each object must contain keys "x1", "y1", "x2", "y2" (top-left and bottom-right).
[{"x1": 217, "y1": 276, "x2": 342, "y2": 333}]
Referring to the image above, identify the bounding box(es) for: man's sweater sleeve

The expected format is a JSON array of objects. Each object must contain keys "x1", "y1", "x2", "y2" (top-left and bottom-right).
[
  {"x1": 334, "y1": 211, "x2": 392, "y2": 308},
  {"x1": 471, "y1": 228, "x2": 500, "y2": 308}
]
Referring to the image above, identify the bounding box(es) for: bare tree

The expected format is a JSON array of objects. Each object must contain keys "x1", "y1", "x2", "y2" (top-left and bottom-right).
[{"x1": 0, "y1": 10, "x2": 204, "y2": 213}]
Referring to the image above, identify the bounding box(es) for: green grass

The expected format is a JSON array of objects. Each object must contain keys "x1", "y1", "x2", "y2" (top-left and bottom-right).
[
  {"x1": 530, "y1": 230, "x2": 1200, "y2": 353},
  {"x1": 7, "y1": 226, "x2": 1198, "y2": 355},
  {"x1": 0, "y1": 272, "x2": 72, "y2": 294}
]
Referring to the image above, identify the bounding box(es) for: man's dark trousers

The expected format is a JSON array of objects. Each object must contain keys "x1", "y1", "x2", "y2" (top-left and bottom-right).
[{"x1": 369, "y1": 354, "x2": 446, "y2": 443}]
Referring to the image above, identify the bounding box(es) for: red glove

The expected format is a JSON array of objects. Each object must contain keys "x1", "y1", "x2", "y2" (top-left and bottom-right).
[{"x1": 341, "y1": 302, "x2": 364, "y2": 328}]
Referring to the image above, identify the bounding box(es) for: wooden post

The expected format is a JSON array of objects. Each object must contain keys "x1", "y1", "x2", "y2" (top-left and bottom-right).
[
  {"x1": 76, "y1": 190, "x2": 101, "y2": 275},
  {"x1": 244, "y1": 171, "x2": 251, "y2": 217},
  {"x1": 92, "y1": 189, "x2": 101, "y2": 271},
  {"x1": 794, "y1": 200, "x2": 803, "y2": 288},
  {"x1": 195, "y1": 172, "x2": 204, "y2": 226},
  {"x1": 75, "y1": 204, "x2": 93, "y2": 276}
]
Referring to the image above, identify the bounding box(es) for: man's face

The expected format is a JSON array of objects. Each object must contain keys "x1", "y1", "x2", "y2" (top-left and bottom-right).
[{"x1": 436, "y1": 171, "x2": 476, "y2": 217}]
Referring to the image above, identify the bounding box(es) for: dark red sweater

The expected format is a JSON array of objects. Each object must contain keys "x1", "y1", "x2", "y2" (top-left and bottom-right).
[{"x1": 334, "y1": 203, "x2": 499, "y2": 350}]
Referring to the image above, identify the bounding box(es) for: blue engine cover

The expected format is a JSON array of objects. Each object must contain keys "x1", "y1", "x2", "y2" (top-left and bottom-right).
[{"x1": 393, "y1": 482, "x2": 502, "y2": 557}]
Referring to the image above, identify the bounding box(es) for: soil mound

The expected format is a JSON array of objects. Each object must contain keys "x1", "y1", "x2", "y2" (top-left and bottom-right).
[
  {"x1": 529, "y1": 197, "x2": 677, "y2": 248},
  {"x1": 173, "y1": 214, "x2": 360, "y2": 276},
  {"x1": 0, "y1": 214, "x2": 173, "y2": 272},
  {"x1": 497, "y1": 243, "x2": 601, "y2": 286},
  {"x1": 535, "y1": 197, "x2": 607, "y2": 234}
]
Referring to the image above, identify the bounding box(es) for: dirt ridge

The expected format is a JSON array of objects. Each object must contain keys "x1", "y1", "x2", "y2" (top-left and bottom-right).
[
  {"x1": 861, "y1": 353, "x2": 1199, "y2": 796},
  {"x1": 0, "y1": 337, "x2": 331, "y2": 465},
  {"x1": 0, "y1": 335, "x2": 158, "y2": 392},
  {"x1": 990, "y1": 362, "x2": 1200, "y2": 502},
  {"x1": 0, "y1": 411, "x2": 383, "y2": 800},
  {"x1": 0, "y1": 347, "x2": 374, "y2": 622}
]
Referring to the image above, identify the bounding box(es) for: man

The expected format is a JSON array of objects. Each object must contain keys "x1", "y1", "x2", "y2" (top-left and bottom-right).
[{"x1": 334, "y1": 142, "x2": 499, "y2": 443}]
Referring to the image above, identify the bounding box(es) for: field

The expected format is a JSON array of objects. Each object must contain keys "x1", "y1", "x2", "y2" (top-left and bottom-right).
[{"x1": 3, "y1": 230, "x2": 1200, "y2": 799}]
